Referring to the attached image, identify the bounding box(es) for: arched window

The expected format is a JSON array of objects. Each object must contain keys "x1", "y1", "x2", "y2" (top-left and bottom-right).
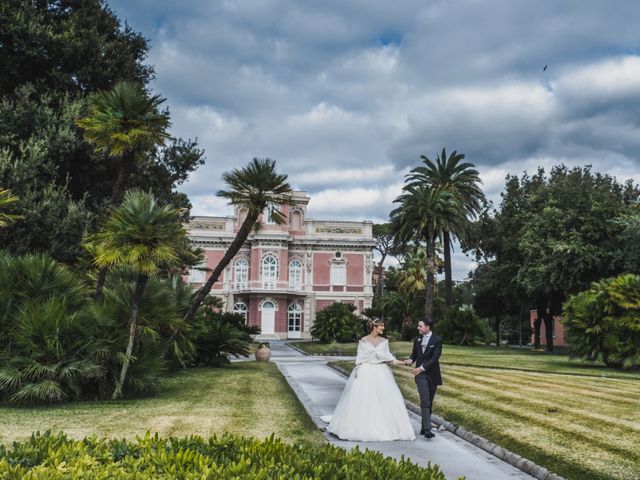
[
  {"x1": 288, "y1": 259, "x2": 303, "y2": 290},
  {"x1": 264, "y1": 206, "x2": 278, "y2": 225},
  {"x1": 233, "y1": 302, "x2": 248, "y2": 322},
  {"x1": 288, "y1": 302, "x2": 302, "y2": 335},
  {"x1": 262, "y1": 255, "x2": 278, "y2": 289},
  {"x1": 234, "y1": 258, "x2": 248, "y2": 290},
  {"x1": 289, "y1": 210, "x2": 303, "y2": 229},
  {"x1": 237, "y1": 208, "x2": 248, "y2": 225},
  {"x1": 187, "y1": 261, "x2": 206, "y2": 283}
]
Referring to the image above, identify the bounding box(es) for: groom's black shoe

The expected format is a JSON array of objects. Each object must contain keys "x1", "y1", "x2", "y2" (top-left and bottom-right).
[
  {"x1": 424, "y1": 431, "x2": 435, "y2": 439},
  {"x1": 419, "y1": 428, "x2": 425, "y2": 435}
]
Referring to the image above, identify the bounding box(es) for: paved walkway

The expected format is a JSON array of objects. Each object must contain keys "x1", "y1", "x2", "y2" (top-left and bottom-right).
[{"x1": 269, "y1": 341, "x2": 535, "y2": 480}]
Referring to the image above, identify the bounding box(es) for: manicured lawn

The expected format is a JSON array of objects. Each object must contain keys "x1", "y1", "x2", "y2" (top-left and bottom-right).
[
  {"x1": 0, "y1": 363, "x2": 323, "y2": 446},
  {"x1": 332, "y1": 358, "x2": 640, "y2": 480},
  {"x1": 294, "y1": 341, "x2": 640, "y2": 380}
]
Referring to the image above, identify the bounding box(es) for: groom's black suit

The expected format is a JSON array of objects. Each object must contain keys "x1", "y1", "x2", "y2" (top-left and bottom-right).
[{"x1": 409, "y1": 333, "x2": 443, "y2": 435}]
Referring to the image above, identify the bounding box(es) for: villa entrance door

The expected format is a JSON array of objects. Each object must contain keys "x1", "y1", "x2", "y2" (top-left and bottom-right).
[{"x1": 261, "y1": 301, "x2": 275, "y2": 334}]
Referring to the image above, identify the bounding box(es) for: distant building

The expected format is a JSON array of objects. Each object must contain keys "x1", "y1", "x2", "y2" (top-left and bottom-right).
[
  {"x1": 186, "y1": 191, "x2": 375, "y2": 339},
  {"x1": 529, "y1": 310, "x2": 567, "y2": 347}
]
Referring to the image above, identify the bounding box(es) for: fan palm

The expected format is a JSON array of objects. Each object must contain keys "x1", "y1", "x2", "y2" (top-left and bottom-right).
[
  {"x1": 0, "y1": 298, "x2": 103, "y2": 404},
  {"x1": 183, "y1": 158, "x2": 292, "y2": 324},
  {"x1": 390, "y1": 186, "x2": 466, "y2": 320},
  {"x1": 89, "y1": 190, "x2": 186, "y2": 400},
  {"x1": 398, "y1": 246, "x2": 428, "y2": 294},
  {"x1": 77, "y1": 82, "x2": 172, "y2": 299},
  {"x1": 0, "y1": 188, "x2": 23, "y2": 227},
  {"x1": 0, "y1": 253, "x2": 88, "y2": 348},
  {"x1": 406, "y1": 149, "x2": 485, "y2": 306}
]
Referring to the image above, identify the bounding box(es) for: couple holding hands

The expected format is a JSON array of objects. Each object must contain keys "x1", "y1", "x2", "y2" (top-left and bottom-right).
[{"x1": 322, "y1": 318, "x2": 443, "y2": 441}]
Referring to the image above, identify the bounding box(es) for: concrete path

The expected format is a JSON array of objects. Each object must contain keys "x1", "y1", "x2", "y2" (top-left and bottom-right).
[{"x1": 269, "y1": 341, "x2": 535, "y2": 480}]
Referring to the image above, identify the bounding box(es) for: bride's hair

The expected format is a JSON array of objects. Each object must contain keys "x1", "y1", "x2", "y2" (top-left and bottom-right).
[{"x1": 367, "y1": 317, "x2": 384, "y2": 331}]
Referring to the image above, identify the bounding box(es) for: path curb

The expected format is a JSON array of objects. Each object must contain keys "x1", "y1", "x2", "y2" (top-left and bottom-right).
[
  {"x1": 285, "y1": 342, "x2": 309, "y2": 356},
  {"x1": 327, "y1": 363, "x2": 564, "y2": 480}
]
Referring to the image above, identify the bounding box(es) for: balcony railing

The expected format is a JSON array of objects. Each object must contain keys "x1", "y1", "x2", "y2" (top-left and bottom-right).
[{"x1": 232, "y1": 280, "x2": 305, "y2": 292}]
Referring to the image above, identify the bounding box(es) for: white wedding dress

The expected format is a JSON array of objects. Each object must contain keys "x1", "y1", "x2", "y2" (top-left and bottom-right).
[{"x1": 321, "y1": 338, "x2": 416, "y2": 441}]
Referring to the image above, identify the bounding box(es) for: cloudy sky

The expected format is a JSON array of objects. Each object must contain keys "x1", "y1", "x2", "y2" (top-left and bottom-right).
[{"x1": 108, "y1": 0, "x2": 640, "y2": 279}]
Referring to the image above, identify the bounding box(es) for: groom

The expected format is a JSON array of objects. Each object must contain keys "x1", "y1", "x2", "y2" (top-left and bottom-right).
[{"x1": 404, "y1": 318, "x2": 442, "y2": 438}]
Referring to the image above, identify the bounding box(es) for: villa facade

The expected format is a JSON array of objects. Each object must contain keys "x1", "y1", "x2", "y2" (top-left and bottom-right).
[{"x1": 186, "y1": 191, "x2": 375, "y2": 339}]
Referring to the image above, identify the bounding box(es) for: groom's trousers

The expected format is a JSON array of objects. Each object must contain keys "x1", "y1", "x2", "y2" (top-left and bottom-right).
[{"x1": 415, "y1": 372, "x2": 437, "y2": 432}]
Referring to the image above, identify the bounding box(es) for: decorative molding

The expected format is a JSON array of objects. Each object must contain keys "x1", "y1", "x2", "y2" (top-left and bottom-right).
[
  {"x1": 258, "y1": 297, "x2": 279, "y2": 310},
  {"x1": 305, "y1": 251, "x2": 313, "y2": 274},
  {"x1": 316, "y1": 225, "x2": 362, "y2": 235},
  {"x1": 190, "y1": 221, "x2": 226, "y2": 230},
  {"x1": 365, "y1": 252, "x2": 372, "y2": 274}
]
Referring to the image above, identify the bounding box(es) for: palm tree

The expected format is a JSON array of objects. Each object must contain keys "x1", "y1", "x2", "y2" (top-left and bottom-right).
[
  {"x1": 77, "y1": 82, "x2": 172, "y2": 299},
  {"x1": 397, "y1": 246, "x2": 427, "y2": 295},
  {"x1": 89, "y1": 190, "x2": 186, "y2": 400},
  {"x1": 77, "y1": 82, "x2": 172, "y2": 205},
  {"x1": 183, "y1": 158, "x2": 292, "y2": 325},
  {"x1": 0, "y1": 188, "x2": 23, "y2": 227},
  {"x1": 390, "y1": 186, "x2": 466, "y2": 320},
  {"x1": 406, "y1": 149, "x2": 485, "y2": 307}
]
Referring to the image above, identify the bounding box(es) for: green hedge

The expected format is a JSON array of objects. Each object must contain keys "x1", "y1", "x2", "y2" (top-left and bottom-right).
[{"x1": 0, "y1": 432, "x2": 449, "y2": 479}]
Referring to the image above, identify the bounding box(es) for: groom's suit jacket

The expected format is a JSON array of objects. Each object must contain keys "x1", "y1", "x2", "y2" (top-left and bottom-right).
[{"x1": 410, "y1": 334, "x2": 443, "y2": 386}]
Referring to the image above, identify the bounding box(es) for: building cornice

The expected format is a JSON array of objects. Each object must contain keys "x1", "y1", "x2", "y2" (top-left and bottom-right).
[{"x1": 189, "y1": 235, "x2": 375, "y2": 250}]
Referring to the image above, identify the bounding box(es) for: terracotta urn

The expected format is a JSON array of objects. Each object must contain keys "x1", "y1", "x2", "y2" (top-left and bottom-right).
[{"x1": 255, "y1": 344, "x2": 272, "y2": 362}]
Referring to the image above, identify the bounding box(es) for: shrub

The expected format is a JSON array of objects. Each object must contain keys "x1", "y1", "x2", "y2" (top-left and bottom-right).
[
  {"x1": 436, "y1": 307, "x2": 490, "y2": 346},
  {"x1": 84, "y1": 268, "x2": 191, "y2": 397},
  {"x1": 0, "y1": 432, "x2": 450, "y2": 479},
  {"x1": 0, "y1": 253, "x2": 100, "y2": 404},
  {"x1": 311, "y1": 302, "x2": 365, "y2": 343},
  {"x1": 563, "y1": 274, "x2": 640, "y2": 369},
  {"x1": 0, "y1": 252, "x2": 88, "y2": 348},
  {"x1": 0, "y1": 298, "x2": 103, "y2": 404},
  {"x1": 188, "y1": 298, "x2": 256, "y2": 367}
]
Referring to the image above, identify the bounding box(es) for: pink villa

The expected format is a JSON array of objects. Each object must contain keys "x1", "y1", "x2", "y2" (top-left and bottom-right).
[{"x1": 186, "y1": 191, "x2": 375, "y2": 339}]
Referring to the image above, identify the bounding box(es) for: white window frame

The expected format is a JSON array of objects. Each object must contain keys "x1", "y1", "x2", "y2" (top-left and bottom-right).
[
  {"x1": 262, "y1": 255, "x2": 278, "y2": 289},
  {"x1": 288, "y1": 259, "x2": 303, "y2": 290},
  {"x1": 233, "y1": 302, "x2": 248, "y2": 322},
  {"x1": 234, "y1": 258, "x2": 249, "y2": 290},
  {"x1": 264, "y1": 206, "x2": 278, "y2": 225},
  {"x1": 288, "y1": 302, "x2": 302, "y2": 333},
  {"x1": 188, "y1": 262, "x2": 206, "y2": 283}
]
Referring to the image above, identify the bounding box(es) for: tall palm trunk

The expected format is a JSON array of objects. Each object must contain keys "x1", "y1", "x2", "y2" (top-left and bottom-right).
[
  {"x1": 112, "y1": 273, "x2": 148, "y2": 400},
  {"x1": 183, "y1": 209, "x2": 260, "y2": 325},
  {"x1": 424, "y1": 235, "x2": 436, "y2": 320},
  {"x1": 111, "y1": 154, "x2": 134, "y2": 205},
  {"x1": 443, "y1": 230, "x2": 453, "y2": 307},
  {"x1": 96, "y1": 153, "x2": 135, "y2": 300}
]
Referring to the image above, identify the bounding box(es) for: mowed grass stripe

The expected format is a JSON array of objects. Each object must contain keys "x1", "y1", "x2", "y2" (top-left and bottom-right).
[
  {"x1": 442, "y1": 372, "x2": 640, "y2": 432},
  {"x1": 439, "y1": 360, "x2": 640, "y2": 380},
  {"x1": 443, "y1": 366, "x2": 640, "y2": 412},
  {"x1": 336, "y1": 361, "x2": 640, "y2": 480},
  {"x1": 394, "y1": 367, "x2": 640, "y2": 455},
  {"x1": 431, "y1": 388, "x2": 639, "y2": 480},
  {"x1": 435, "y1": 373, "x2": 640, "y2": 454}
]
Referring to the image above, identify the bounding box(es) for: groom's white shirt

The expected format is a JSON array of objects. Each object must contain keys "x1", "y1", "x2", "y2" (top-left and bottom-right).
[{"x1": 419, "y1": 333, "x2": 432, "y2": 371}]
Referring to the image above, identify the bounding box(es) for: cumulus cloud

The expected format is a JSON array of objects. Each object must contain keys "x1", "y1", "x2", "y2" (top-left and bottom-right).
[{"x1": 107, "y1": 0, "x2": 640, "y2": 279}]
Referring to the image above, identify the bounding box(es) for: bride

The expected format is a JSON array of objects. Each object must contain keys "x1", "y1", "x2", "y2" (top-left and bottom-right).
[{"x1": 321, "y1": 318, "x2": 415, "y2": 441}]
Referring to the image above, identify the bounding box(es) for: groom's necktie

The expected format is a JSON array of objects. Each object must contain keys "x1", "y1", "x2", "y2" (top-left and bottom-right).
[{"x1": 421, "y1": 334, "x2": 431, "y2": 353}]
